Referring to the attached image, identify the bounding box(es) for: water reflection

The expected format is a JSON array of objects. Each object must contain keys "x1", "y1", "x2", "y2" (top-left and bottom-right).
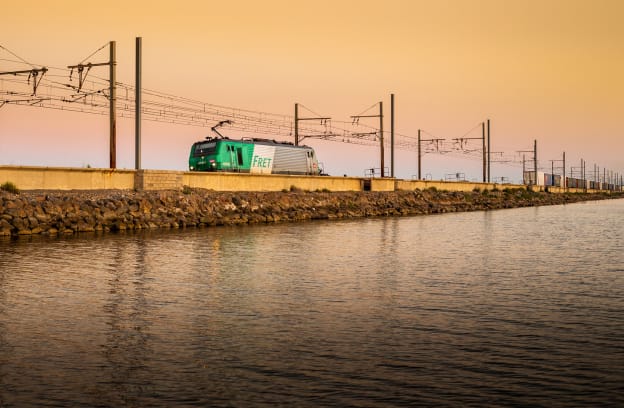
[{"x1": 98, "y1": 238, "x2": 152, "y2": 406}]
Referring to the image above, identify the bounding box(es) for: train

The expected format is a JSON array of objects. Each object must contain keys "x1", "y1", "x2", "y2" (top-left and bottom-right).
[
  {"x1": 189, "y1": 136, "x2": 321, "y2": 175},
  {"x1": 523, "y1": 171, "x2": 622, "y2": 191}
]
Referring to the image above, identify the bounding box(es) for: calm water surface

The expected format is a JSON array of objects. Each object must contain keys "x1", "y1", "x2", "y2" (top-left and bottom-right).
[{"x1": 1, "y1": 199, "x2": 623, "y2": 407}]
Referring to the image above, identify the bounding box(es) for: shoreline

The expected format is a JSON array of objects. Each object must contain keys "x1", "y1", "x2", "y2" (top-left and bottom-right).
[{"x1": 1, "y1": 188, "x2": 622, "y2": 237}]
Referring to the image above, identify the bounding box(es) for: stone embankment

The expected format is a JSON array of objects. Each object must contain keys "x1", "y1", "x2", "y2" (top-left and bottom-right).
[{"x1": 0, "y1": 188, "x2": 621, "y2": 236}]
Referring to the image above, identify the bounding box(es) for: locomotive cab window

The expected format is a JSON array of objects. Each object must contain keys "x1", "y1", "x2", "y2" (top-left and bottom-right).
[{"x1": 194, "y1": 142, "x2": 216, "y2": 157}]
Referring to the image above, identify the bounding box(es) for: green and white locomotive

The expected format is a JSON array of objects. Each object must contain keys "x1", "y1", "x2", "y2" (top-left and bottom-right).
[
  {"x1": 189, "y1": 120, "x2": 321, "y2": 175},
  {"x1": 189, "y1": 137, "x2": 320, "y2": 175}
]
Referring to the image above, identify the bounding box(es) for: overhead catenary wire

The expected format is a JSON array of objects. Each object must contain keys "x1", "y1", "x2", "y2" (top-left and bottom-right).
[
  {"x1": 0, "y1": 74, "x2": 524, "y2": 170},
  {"x1": 0, "y1": 45, "x2": 35, "y2": 68},
  {"x1": 77, "y1": 43, "x2": 109, "y2": 65},
  {"x1": 353, "y1": 102, "x2": 380, "y2": 117}
]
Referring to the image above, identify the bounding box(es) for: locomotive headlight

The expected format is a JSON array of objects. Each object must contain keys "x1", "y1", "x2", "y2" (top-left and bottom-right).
[{"x1": 190, "y1": 166, "x2": 194, "y2": 170}]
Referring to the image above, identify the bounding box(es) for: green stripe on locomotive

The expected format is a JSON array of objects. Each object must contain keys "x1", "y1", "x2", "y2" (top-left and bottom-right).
[{"x1": 189, "y1": 139, "x2": 254, "y2": 172}]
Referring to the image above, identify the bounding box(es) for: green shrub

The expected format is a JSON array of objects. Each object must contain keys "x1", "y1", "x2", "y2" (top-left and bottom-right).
[
  {"x1": 0, "y1": 181, "x2": 19, "y2": 194},
  {"x1": 182, "y1": 185, "x2": 192, "y2": 195}
]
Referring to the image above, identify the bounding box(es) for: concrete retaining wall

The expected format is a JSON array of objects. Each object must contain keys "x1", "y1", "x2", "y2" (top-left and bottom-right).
[
  {"x1": 183, "y1": 172, "x2": 364, "y2": 192},
  {"x1": 135, "y1": 170, "x2": 184, "y2": 191},
  {"x1": 395, "y1": 179, "x2": 506, "y2": 192},
  {"x1": 0, "y1": 165, "x2": 616, "y2": 194},
  {"x1": 0, "y1": 166, "x2": 135, "y2": 190},
  {"x1": 370, "y1": 178, "x2": 396, "y2": 191},
  {"x1": 0, "y1": 166, "x2": 389, "y2": 192}
]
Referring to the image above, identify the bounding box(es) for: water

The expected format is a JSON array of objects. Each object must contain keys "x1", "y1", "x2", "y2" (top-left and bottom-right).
[{"x1": 1, "y1": 199, "x2": 623, "y2": 407}]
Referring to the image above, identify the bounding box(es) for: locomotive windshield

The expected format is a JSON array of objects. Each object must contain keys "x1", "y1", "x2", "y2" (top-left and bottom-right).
[{"x1": 194, "y1": 141, "x2": 217, "y2": 157}]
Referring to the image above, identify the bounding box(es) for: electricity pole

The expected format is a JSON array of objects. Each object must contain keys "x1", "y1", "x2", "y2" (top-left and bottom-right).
[
  {"x1": 110, "y1": 41, "x2": 116, "y2": 169},
  {"x1": 379, "y1": 101, "x2": 384, "y2": 177},
  {"x1": 68, "y1": 41, "x2": 117, "y2": 168},
  {"x1": 487, "y1": 119, "x2": 491, "y2": 182},
  {"x1": 294, "y1": 103, "x2": 331, "y2": 146},
  {"x1": 534, "y1": 139, "x2": 537, "y2": 186},
  {"x1": 351, "y1": 101, "x2": 384, "y2": 177},
  {"x1": 390, "y1": 94, "x2": 395, "y2": 178},
  {"x1": 452, "y1": 126, "x2": 487, "y2": 182},
  {"x1": 517, "y1": 141, "x2": 537, "y2": 186},
  {"x1": 135, "y1": 37, "x2": 141, "y2": 170},
  {"x1": 581, "y1": 159, "x2": 586, "y2": 191},
  {"x1": 549, "y1": 155, "x2": 564, "y2": 187},
  {"x1": 418, "y1": 133, "x2": 444, "y2": 180},
  {"x1": 482, "y1": 122, "x2": 486, "y2": 182},
  {"x1": 418, "y1": 129, "x2": 421, "y2": 180}
]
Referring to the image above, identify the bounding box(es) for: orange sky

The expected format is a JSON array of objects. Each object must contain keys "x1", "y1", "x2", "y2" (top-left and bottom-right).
[{"x1": 1, "y1": 0, "x2": 622, "y2": 181}]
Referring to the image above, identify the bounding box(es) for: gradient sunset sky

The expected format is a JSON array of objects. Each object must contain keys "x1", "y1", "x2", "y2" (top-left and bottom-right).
[{"x1": 1, "y1": 0, "x2": 622, "y2": 181}]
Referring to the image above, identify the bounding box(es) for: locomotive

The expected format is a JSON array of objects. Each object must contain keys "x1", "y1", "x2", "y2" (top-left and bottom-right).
[{"x1": 189, "y1": 137, "x2": 321, "y2": 175}]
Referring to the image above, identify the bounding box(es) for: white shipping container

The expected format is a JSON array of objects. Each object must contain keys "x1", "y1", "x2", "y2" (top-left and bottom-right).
[{"x1": 523, "y1": 171, "x2": 545, "y2": 185}]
